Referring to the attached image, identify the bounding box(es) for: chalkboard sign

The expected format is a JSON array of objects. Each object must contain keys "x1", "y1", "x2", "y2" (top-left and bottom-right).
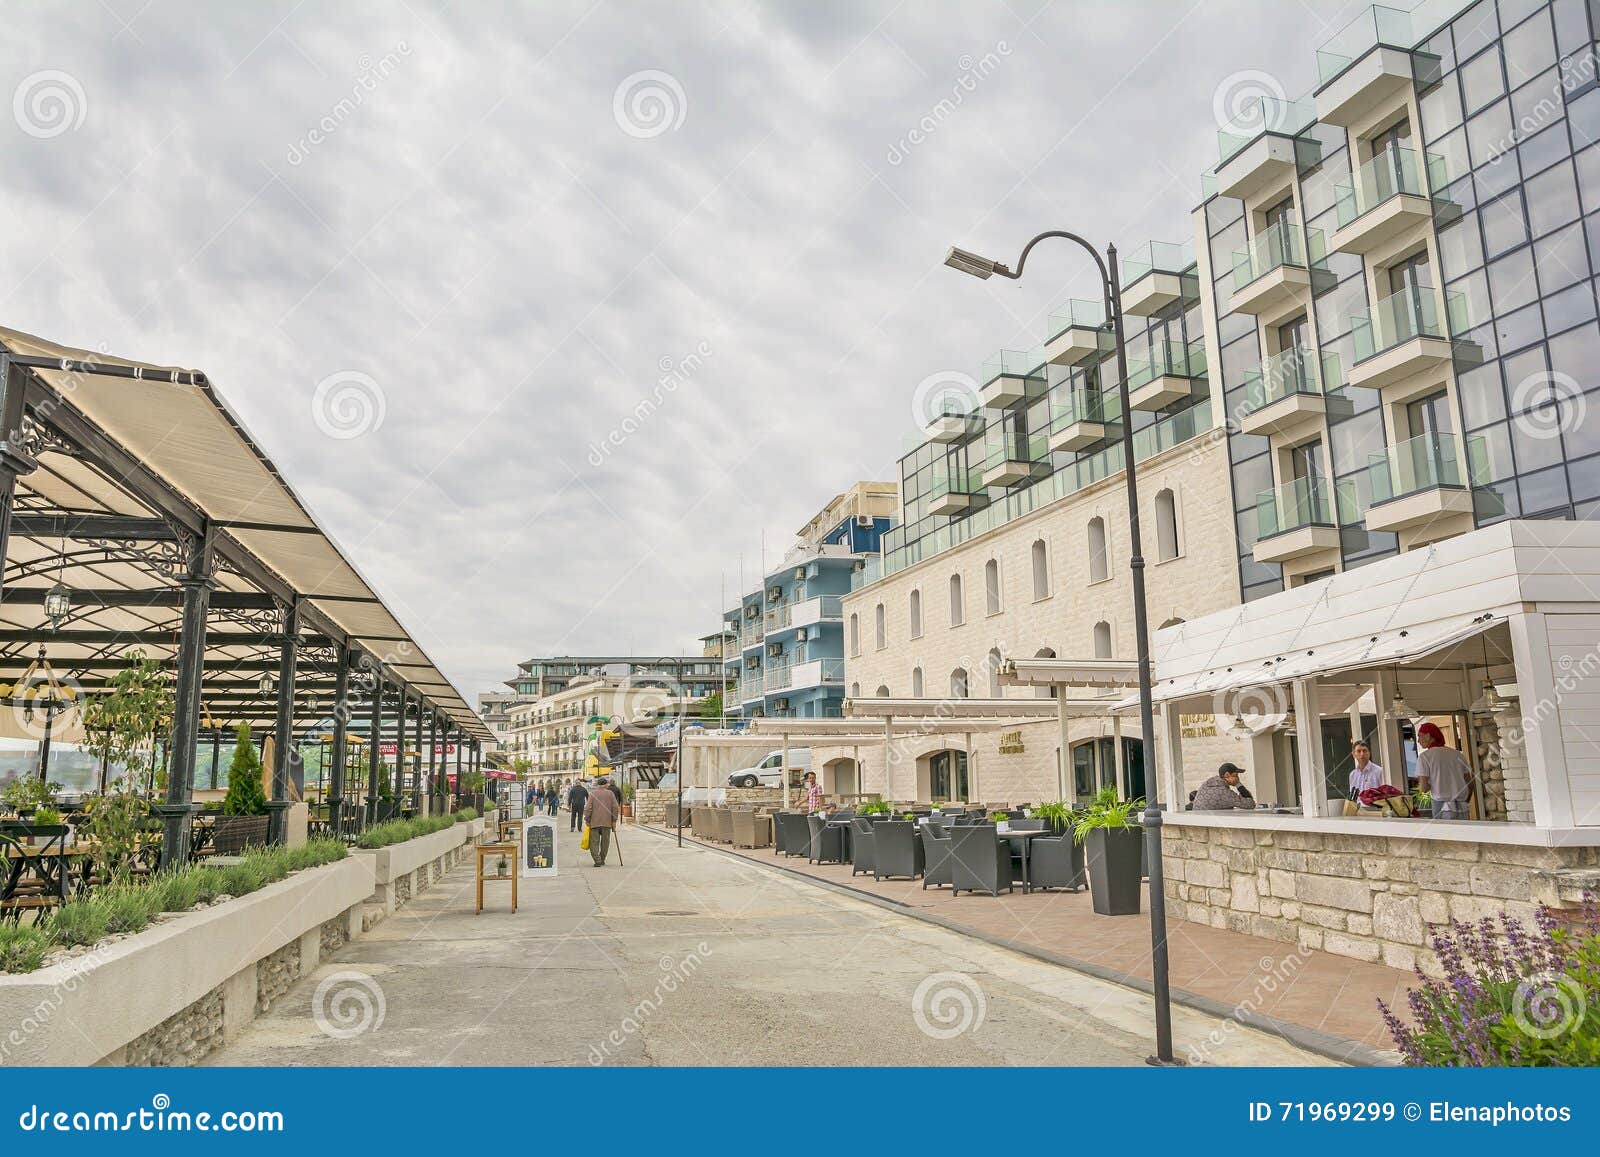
[{"x1": 522, "y1": 815, "x2": 557, "y2": 878}]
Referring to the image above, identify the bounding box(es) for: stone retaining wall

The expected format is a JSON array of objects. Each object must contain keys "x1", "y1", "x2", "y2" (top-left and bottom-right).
[
  {"x1": 726, "y1": 787, "x2": 783, "y2": 807},
  {"x1": 633, "y1": 789, "x2": 669, "y2": 825},
  {"x1": 1163, "y1": 823, "x2": 1600, "y2": 975}
]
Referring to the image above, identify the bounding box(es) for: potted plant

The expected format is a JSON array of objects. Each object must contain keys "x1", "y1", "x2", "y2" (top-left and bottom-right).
[
  {"x1": 495, "y1": 853, "x2": 509, "y2": 877},
  {"x1": 217, "y1": 724, "x2": 271, "y2": 854},
  {"x1": 2, "y1": 777, "x2": 61, "y2": 821},
  {"x1": 1411, "y1": 788, "x2": 1434, "y2": 817},
  {"x1": 1073, "y1": 787, "x2": 1144, "y2": 916},
  {"x1": 621, "y1": 783, "x2": 635, "y2": 819},
  {"x1": 1032, "y1": 800, "x2": 1075, "y2": 836},
  {"x1": 857, "y1": 799, "x2": 889, "y2": 817}
]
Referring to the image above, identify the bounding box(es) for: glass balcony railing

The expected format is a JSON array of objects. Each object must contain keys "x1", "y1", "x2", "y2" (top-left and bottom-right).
[
  {"x1": 1350, "y1": 286, "x2": 1467, "y2": 363},
  {"x1": 1257, "y1": 476, "x2": 1338, "y2": 539},
  {"x1": 1316, "y1": 4, "x2": 1415, "y2": 87},
  {"x1": 1126, "y1": 339, "x2": 1206, "y2": 388},
  {"x1": 1047, "y1": 386, "x2": 1118, "y2": 431},
  {"x1": 1232, "y1": 221, "x2": 1326, "y2": 293},
  {"x1": 1120, "y1": 240, "x2": 1194, "y2": 290},
  {"x1": 930, "y1": 466, "x2": 981, "y2": 501},
  {"x1": 1046, "y1": 298, "x2": 1107, "y2": 344},
  {"x1": 982, "y1": 426, "x2": 1048, "y2": 470},
  {"x1": 981, "y1": 349, "x2": 1045, "y2": 388},
  {"x1": 1367, "y1": 432, "x2": 1486, "y2": 503},
  {"x1": 1335, "y1": 146, "x2": 1447, "y2": 228},
  {"x1": 1241, "y1": 347, "x2": 1322, "y2": 413},
  {"x1": 1217, "y1": 95, "x2": 1316, "y2": 165}
]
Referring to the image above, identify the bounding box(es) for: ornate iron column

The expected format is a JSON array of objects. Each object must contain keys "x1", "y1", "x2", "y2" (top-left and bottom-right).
[
  {"x1": 267, "y1": 598, "x2": 299, "y2": 845},
  {"x1": 328, "y1": 646, "x2": 351, "y2": 833},
  {"x1": 427, "y1": 712, "x2": 439, "y2": 810},
  {"x1": 0, "y1": 356, "x2": 40, "y2": 604},
  {"x1": 412, "y1": 693, "x2": 423, "y2": 811},
  {"x1": 156, "y1": 522, "x2": 214, "y2": 869},
  {"x1": 365, "y1": 665, "x2": 383, "y2": 823}
]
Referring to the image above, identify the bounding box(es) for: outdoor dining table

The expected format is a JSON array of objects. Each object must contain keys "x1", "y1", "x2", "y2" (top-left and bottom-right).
[
  {"x1": 1, "y1": 839, "x2": 94, "y2": 913},
  {"x1": 997, "y1": 827, "x2": 1052, "y2": 894},
  {"x1": 824, "y1": 817, "x2": 853, "y2": 861}
]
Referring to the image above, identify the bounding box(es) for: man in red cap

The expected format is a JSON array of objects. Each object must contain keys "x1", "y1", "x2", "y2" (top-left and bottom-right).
[{"x1": 1415, "y1": 722, "x2": 1473, "y2": 820}]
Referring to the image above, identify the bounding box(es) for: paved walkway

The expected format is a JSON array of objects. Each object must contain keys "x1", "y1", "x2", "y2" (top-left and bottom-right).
[
  {"x1": 207, "y1": 822, "x2": 1327, "y2": 1067},
  {"x1": 651, "y1": 823, "x2": 1409, "y2": 1063}
]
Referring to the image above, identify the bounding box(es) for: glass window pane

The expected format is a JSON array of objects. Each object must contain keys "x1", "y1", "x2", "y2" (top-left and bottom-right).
[
  {"x1": 1473, "y1": 418, "x2": 1516, "y2": 479},
  {"x1": 1535, "y1": 219, "x2": 1591, "y2": 291},
  {"x1": 1517, "y1": 464, "x2": 1572, "y2": 512},
  {"x1": 1503, "y1": 9, "x2": 1558, "y2": 84},
  {"x1": 1438, "y1": 213, "x2": 1486, "y2": 278},
  {"x1": 1489, "y1": 245, "x2": 1539, "y2": 312},
  {"x1": 1481, "y1": 189, "x2": 1531, "y2": 255},
  {"x1": 1422, "y1": 70, "x2": 1466, "y2": 140},
  {"x1": 1578, "y1": 144, "x2": 1600, "y2": 213},
  {"x1": 1493, "y1": 300, "x2": 1546, "y2": 351},
  {"x1": 1458, "y1": 360, "x2": 1508, "y2": 427},
  {"x1": 1543, "y1": 278, "x2": 1598, "y2": 330},
  {"x1": 1454, "y1": 1, "x2": 1500, "y2": 60},
  {"x1": 1514, "y1": 419, "x2": 1566, "y2": 471},
  {"x1": 1468, "y1": 99, "x2": 1516, "y2": 168},
  {"x1": 1525, "y1": 158, "x2": 1582, "y2": 235},
  {"x1": 1549, "y1": 319, "x2": 1600, "y2": 380},
  {"x1": 1462, "y1": 43, "x2": 1508, "y2": 112},
  {"x1": 1517, "y1": 113, "x2": 1571, "y2": 176},
  {"x1": 1570, "y1": 87, "x2": 1600, "y2": 149},
  {"x1": 1431, "y1": 125, "x2": 1472, "y2": 180}
]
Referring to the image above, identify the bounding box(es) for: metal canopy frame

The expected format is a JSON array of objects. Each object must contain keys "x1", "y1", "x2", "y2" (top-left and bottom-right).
[{"x1": 0, "y1": 328, "x2": 490, "y2": 861}]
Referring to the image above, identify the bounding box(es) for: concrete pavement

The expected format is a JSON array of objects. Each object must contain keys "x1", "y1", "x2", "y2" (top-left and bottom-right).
[{"x1": 206, "y1": 820, "x2": 1329, "y2": 1066}]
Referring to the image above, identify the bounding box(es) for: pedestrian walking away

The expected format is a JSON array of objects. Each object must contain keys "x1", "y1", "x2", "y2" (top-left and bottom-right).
[
  {"x1": 583, "y1": 776, "x2": 620, "y2": 866},
  {"x1": 567, "y1": 778, "x2": 589, "y2": 832}
]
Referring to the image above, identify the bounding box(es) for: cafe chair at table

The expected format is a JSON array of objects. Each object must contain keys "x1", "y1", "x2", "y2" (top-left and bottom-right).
[
  {"x1": 873, "y1": 820, "x2": 925, "y2": 881},
  {"x1": 806, "y1": 815, "x2": 846, "y2": 865},
  {"x1": 919, "y1": 824, "x2": 954, "y2": 890},
  {"x1": 850, "y1": 817, "x2": 878, "y2": 878},
  {"x1": 950, "y1": 824, "x2": 1014, "y2": 898},
  {"x1": 1027, "y1": 833, "x2": 1087, "y2": 892}
]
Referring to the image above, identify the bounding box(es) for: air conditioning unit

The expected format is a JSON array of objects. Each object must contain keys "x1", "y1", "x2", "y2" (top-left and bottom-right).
[
  {"x1": 806, "y1": 562, "x2": 821, "y2": 578},
  {"x1": 852, "y1": 560, "x2": 866, "y2": 572},
  {"x1": 856, "y1": 515, "x2": 873, "y2": 527},
  {"x1": 793, "y1": 567, "x2": 805, "y2": 580},
  {"x1": 768, "y1": 586, "x2": 783, "y2": 600},
  {"x1": 796, "y1": 627, "x2": 809, "y2": 642},
  {"x1": 767, "y1": 643, "x2": 783, "y2": 658},
  {"x1": 773, "y1": 698, "x2": 790, "y2": 711},
  {"x1": 746, "y1": 658, "x2": 759, "y2": 669}
]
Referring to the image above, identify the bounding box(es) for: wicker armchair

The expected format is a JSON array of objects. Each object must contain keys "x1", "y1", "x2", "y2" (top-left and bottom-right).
[
  {"x1": 873, "y1": 820, "x2": 924, "y2": 881},
  {"x1": 712, "y1": 808, "x2": 735, "y2": 844},
  {"x1": 732, "y1": 809, "x2": 771, "y2": 848},
  {"x1": 950, "y1": 824, "x2": 1014, "y2": 897},
  {"x1": 919, "y1": 825, "x2": 953, "y2": 889},
  {"x1": 849, "y1": 817, "x2": 877, "y2": 877}
]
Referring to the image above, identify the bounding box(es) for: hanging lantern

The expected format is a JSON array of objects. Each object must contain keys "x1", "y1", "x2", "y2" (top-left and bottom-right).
[
  {"x1": 258, "y1": 673, "x2": 275, "y2": 696},
  {"x1": 43, "y1": 581, "x2": 72, "y2": 630}
]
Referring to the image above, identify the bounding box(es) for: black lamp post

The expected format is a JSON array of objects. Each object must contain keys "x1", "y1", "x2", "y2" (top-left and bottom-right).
[{"x1": 944, "y1": 231, "x2": 1178, "y2": 1066}]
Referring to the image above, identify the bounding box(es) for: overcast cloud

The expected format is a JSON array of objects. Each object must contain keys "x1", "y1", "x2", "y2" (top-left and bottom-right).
[{"x1": 2, "y1": 0, "x2": 1361, "y2": 701}]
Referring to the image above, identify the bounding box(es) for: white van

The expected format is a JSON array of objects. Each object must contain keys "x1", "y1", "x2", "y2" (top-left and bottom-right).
[{"x1": 726, "y1": 749, "x2": 811, "y2": 789}]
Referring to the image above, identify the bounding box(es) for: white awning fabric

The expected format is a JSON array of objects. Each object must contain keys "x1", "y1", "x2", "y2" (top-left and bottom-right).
[{"x1": 0, "y1": 325, "x2": 489, "y2": 741}]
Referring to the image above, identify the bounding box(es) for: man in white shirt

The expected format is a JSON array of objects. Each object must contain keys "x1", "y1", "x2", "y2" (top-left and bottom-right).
[
  {"x1": 1348, "y1": 741, "x2": 1385, "y2": 799},
  {"x1": 1416, "y1": 722, "x2": 1473, "y2": 819}
]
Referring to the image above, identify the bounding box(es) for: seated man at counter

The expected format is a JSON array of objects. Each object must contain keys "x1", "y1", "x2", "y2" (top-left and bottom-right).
[{"x1": 1191, "y1": 762, "x2": 1258, "y2": 811}]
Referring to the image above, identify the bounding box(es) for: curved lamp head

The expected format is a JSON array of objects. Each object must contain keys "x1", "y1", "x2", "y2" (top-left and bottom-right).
[{"x1": 944, "y1": 246, "x2": 1010, "y2": 280}]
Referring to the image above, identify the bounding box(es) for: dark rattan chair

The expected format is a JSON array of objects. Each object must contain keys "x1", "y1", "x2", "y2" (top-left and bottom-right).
[
  {"x1": 873, "y1": 820, "x2": 925, "y2": 881},
  {"x1": 918, "y1": 824, "x2": 953, "y2": 890},
  {"x1": 1028, "y1": 834, "x2": 1087, "y2": 892},
  {"x1": 950, "y1": 824, "x2": 1014, "y2": 897}
]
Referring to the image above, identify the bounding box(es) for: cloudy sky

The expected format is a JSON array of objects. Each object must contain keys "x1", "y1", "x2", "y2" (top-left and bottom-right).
[{"x1": 3, "y1": 0, "x2": 1361, "y2": 702}]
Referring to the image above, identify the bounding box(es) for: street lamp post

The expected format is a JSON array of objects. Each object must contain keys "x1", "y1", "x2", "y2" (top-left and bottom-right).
[{"x1": 944, "y1": 232, "x2": 1178, "y2": 1066}]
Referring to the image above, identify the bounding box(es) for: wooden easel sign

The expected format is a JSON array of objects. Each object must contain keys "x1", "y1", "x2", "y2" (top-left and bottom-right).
[{"x1": 521, "y1": 815, "x2": 558, "y2": 878}]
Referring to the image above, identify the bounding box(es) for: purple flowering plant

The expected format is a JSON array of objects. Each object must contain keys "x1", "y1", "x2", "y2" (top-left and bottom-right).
[{"x1": 1379, "y1": 898, "x2": 1599, "y2": 1066}]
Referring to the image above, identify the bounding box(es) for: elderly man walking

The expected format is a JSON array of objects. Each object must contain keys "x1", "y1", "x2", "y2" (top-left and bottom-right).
[{"x1": 583, "y1": 776, "x2": 620, "y2": 866}]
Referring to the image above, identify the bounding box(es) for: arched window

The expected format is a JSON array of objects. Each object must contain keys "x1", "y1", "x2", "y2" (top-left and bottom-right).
[
  {"x1": 875, "y1": 684, "x2": 890, "y2": 698},
  {"x1": 1088, "y1": 517, "x2": 1109, "y2": 583},
  {"x1": 850, "y1": 682, "x2": 860, "y2": 698},
  {"x1": 1093, "y1": 620, "x2": 1112, "y2": 659},
  {"x1": 1034, "y1": 647, "x2": 1058, "y2": 699},
  {"x1": 909, "y1": 589, "x2": 923, "y2": 638},
  {"x1": 984, "y1": 558, "x2": 1001, "y2": 614},
  {"x1": 874, "y1": 602, "x2": 886, "y2": 649},
  {"x1": 911, "y1": 666, "x2": 924, "y2": 697},
  {"x1": 848, "y1": 613, "x2": 860, "y2": 656},
  {"x1": 1155, "y1": 488, "x2": 1179, "y2": 562},
  {"x1": 987, "y1": 647, "x2": 1004, "y2": 697},
  {"x1": 950, "y1": 668, "x2": 969, "y2": 698},
  {"x1": 949, "y1": 573, "x2": 965, "y2": 626},
  {"x1": 1031, "y1": 539, "x2": 1050, "y2": 600}
]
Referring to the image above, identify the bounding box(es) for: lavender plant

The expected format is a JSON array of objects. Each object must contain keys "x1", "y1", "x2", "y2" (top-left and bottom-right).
[{"x1": 1379, "y1": 899, "x2": 1599, "y2": 1066}]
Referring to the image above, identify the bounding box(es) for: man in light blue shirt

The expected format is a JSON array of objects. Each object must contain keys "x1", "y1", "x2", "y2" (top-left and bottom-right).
[{"x1": 1348, "y1": 741, "x2": 1385, "y2": 799}]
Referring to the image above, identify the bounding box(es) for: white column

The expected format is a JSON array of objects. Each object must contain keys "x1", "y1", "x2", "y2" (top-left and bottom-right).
[
  {"x1": 781, "y1": 731, "x2": 790, "y2": 809},
  {"x1": 1507, "y1": 611, "x2": 1575, "y2": 828},
  {"x1": 1292, "y1": 678, "x2": 1327, "y2": 817},
  {"x1": 1113, "y1": 714, "x2": 1125, "y2": 797},
  {"x1": 1159, "y1": 701, "x2": 1184, "y2": 808},
  {"x1": 1372, "y1": 669, "x2": 1405, "y2": 792},
  {"x1": 964, "y1": 730, "x2": 973, "y2": 804},
  {"x1": 1056, "y1": 695, "x2": 1070, "y2": 803},
  {"x1": 882, "y1": 716, "x2": 893, "y2": 802}
]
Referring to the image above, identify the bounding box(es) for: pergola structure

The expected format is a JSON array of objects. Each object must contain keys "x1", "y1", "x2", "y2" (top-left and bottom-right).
[{"x1": 0, "y1": 326, "x2": 491, "y2": 866}]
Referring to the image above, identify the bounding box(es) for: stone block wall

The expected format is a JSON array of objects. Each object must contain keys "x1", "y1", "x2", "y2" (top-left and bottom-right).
[
  {"x1": 633, "y1": 788, "x2": 669, "y2": 824},
  {"x1": 1163, "y1": 823, "x2": 1600, "y2": 975},
  {"x1": 726, "y1": 787, "x2": 783, "y2": 807}
]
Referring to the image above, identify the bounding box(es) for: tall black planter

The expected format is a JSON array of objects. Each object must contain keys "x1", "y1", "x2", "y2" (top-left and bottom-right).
[{"x1": 1085, "y1": 826, "x2": 1143, "y2": 916}]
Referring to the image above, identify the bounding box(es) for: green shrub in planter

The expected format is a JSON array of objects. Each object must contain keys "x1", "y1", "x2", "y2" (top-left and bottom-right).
[
  {"x1": 222, "y1": 724, "x2": 269, "y2": 816},
  {"x1": 0, "y1": 925, "x2": 49, "y2": 973}
]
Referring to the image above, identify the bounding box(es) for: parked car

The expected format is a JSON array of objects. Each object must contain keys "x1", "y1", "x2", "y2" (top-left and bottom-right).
[{"x1": 725, "y1": 749, "x2": 811, "y2": 788}]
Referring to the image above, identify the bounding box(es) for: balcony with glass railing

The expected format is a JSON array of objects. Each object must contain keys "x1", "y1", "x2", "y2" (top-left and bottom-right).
[
  {"x1": 1125, "y1": 339, "x2": 1206, "y2": 412},
  {"x1": 1120, "y1": 240, "x2": 1198, "y2": 317},
  {"x1": 928, "y1": 463, "x2": 984, "y2": 516},
  {"x1": 981, "y1": 425, "x2": 1047, "y2": 489},
  {"x1": 1253, "y1": 475, "x2": 1344, "y2": 563},
  {"x1": 1046, "y1": 383, "x2": 1118, "y2": 453},
  {"x1": 1314, "y1": 5, "x2": 1430, "y2": 126},
  {"x1": 924, "y1": 401, "x2": 984, "y2": 443},
  {"x1": 1044, "y1": 299, "x2": 1110, "y2": 366},
  {"x1": 979, "y1": 348, "x2": 1046, "y2": 408},
  {"x1": 1238, "y1": 347, "x2": 1328, "y2": 436},
  {"x1": 1214, "y1": 96, "x2": 1320, "y2": 201},
  {"x1": 1331, "y1": 146, "x2": 1450, "y2": 253},
  {"x1": 1363, "y1": 432, "x2": 1482, "y2": 533},
  {"x1": 1347, "y1": 286, "x2": 1467, "y2": 389},
  {"x1": 1229, "y1": 221, "x2": 1323, "y2": 317}
]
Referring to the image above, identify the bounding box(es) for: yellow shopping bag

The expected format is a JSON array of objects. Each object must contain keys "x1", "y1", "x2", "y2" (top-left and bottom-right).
[{"x1": 580, "y1": 825, "x2": 591, "y2": 850}]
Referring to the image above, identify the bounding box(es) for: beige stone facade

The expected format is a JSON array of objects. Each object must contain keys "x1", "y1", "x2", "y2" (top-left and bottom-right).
[{"x1": 835, "y1": 427, "x2": 1252, "y2": 805}]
